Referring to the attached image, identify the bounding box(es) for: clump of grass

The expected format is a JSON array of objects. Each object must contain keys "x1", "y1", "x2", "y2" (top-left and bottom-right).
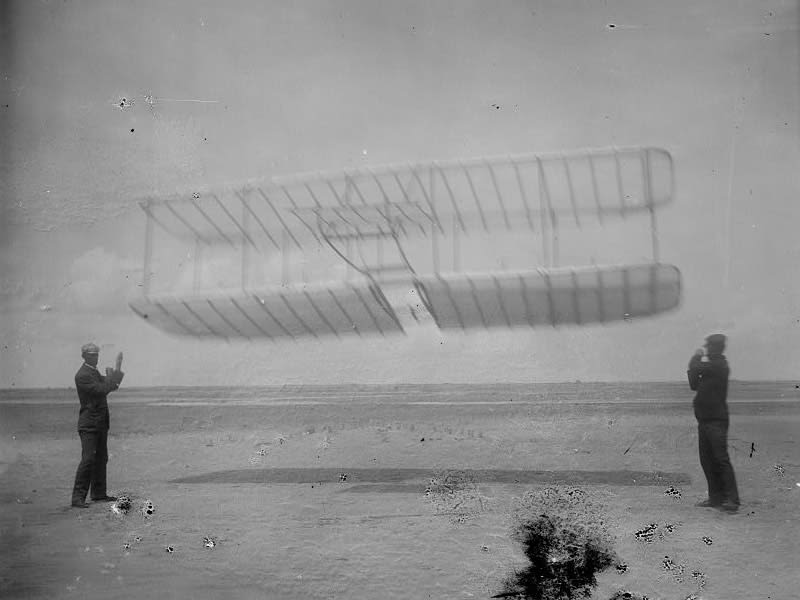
[{"x1": 497, "y1": 487, "x2": 618, "y2": 600}]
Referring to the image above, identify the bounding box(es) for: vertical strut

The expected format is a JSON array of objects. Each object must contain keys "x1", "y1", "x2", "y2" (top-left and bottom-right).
[
  {"x1": 512, "y1": 159, "x2": 534, "y2": 231},
  {"x1": 563, "y1": 156, "x2": 581, "y2": 228},
  {"x1": 430, "y1": 167, "x2": 439, "y2": 274},
  {"x1": 142, "y1": 200, "x2": 154, "y2": 296},
  {"x1": 193, "y1": 237, "x2": 202, "y2": 293},
  {"x1": 614, "y1": 150, "x2": 627, "y2": 217},
  {"x1": 643, "y1": 149, "x2": 661, "y2": 263},
  {"x1": 281, "y1": 229, "x2": 289, "y2": 285},
  {"x1": 537, "y1": 158, "x2": 550, "y2": 268},
  {"x1": 241, "y1": 197, "x2": 249, "y2": 289},
  {"x1": 588, "y1": 153, "x2": 604, "y2": 224},
  {"x1": 345, "y1": 229, "x2": 352, "y2": 281},
  {"x1": 452, "y1": 214, "x2": 460, "y2": 272}
]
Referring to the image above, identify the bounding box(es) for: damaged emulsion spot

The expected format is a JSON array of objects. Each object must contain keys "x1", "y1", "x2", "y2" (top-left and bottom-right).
[
  {"x1": 607, "y1": 592, "x2": 649, "y2": 600},
  {"x1": 633, "y1": 523, "x2": 658, "y2": 543},
  {"x1": 494, "y1": 487, "x2": 620, "y2": 600},
  {"x1": 690, "y1": 570, "x2": 707, "y2": 590},
  {"x1": 660, "y1": 522, "x2": 679, "y2": 537},
  {"x1": 110, "y1": 495, "x2": 133, "y2": 515},
  {"x1": 634, "y1": 521, "x2": 680, "y2": 544},
  {"x1": 661, "y1": 554, "x2": 686, "y2": 583}
]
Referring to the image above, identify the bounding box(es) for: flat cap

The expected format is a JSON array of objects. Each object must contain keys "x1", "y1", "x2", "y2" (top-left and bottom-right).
[
  {"x1": 704, "y1": 333, "x2": 726, "y2": 350},
  {"x1": 81, "y1": 342, "x2": 100, "y2": 354}
]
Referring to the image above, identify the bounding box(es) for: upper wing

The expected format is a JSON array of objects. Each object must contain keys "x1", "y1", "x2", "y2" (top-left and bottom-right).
[{"x1": 138, "y1": 146, "x2": 674, "y2": 251}]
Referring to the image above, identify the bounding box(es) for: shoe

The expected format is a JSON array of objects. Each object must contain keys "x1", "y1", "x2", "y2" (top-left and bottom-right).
[
  {"x1": 718, "y1": 502, "x2": 739, "y2": 513},
  {"x1": 695, "y1": 499, "x2": 720, "y2": 508},
  {"x1": 71, "y1": 501, "x2": 90, "y2": 508},
  {"x1": 91, "y1": 496, "x2": 117, "y2": 502}
]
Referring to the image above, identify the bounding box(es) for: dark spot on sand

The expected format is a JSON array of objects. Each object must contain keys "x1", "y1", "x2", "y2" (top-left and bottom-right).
[
  {"x1": 691, "y1": 570, "x2": 707, "y2": 589},
  {"x1": 607, "y1": 592, "x2": 649, "y2": 600},
  {"x1": 496, "y1": 487, "x2": 617, "y2": 599},
  {"x1": 634, "y1": 523, "x2": 658, "y2": 543}
]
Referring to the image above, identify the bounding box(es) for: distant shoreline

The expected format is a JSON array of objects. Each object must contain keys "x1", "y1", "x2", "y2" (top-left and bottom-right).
[
  {"x1": 1, "y1": 379, "x2": 797, "y2": 392},
  {"x1": 1, "y1": 380, "x2": 797, "y2": 404}
]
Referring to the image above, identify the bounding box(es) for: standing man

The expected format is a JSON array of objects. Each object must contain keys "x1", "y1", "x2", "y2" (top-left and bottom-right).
[
  {"x1": 71, "y1": 343, "x2": 124, "y2": 508},
  {"x1": 687, "y1": 333, "x2": 739, "y2": 513}
]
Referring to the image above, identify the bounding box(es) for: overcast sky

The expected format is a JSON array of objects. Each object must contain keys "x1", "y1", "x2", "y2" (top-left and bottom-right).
[{"x1": 1, "y1": 0, "x2": 798, "y2": 387}]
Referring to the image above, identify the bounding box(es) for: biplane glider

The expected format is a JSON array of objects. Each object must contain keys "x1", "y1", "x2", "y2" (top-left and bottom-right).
[{"x1": 129, "y1": 146, "x2": 681, "y2": 339}]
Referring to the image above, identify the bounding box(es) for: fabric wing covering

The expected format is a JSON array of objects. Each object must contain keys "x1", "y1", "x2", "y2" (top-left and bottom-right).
[
  {"x1": 414, "y1": 263, "x2": 680, "y2": 330},
  {"x1": 128, "y1": 283, "x2": 404, "y2": 340}
]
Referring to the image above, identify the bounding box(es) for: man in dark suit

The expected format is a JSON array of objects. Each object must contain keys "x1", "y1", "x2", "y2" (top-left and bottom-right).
[
  {"x1": 71, "y1": 343, "x2": 125, "y2": 508},
  {"x1": 687, "y1": 333, "x2": 739, "y2": 513}
]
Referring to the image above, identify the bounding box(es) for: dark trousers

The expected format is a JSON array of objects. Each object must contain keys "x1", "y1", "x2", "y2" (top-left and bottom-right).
[
  {"x1": 71, "y1": 430, "x2": 109, "y2": 503},
  {"x1": 698, "y1": 420, "x2": 739, "y2": 505}
]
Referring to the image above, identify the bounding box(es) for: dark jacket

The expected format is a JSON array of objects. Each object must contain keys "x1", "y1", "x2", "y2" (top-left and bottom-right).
[
  {"x1": 687, "y1": 353, "x2": 730, "y2": 422},
  {"x1": 75, "y1": 363, "x2": 124, "y2": 432}
]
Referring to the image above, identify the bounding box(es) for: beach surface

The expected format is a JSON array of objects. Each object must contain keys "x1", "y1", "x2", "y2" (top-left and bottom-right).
[{"x1": 1, "y1": 382, "x2": 798, "y2": 599}]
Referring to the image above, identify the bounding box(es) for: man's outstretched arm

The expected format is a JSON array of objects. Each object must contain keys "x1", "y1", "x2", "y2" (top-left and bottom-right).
[
  {"x1": 687, "y1": 350, "x2": 705, "y2": 391},
  {"x1": 76, "y1": 369, "x2": 121, "y2": 395}
]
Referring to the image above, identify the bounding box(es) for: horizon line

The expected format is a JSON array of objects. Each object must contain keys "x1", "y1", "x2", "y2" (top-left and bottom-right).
[{"x1": 1, "y1": 378, "x2": 797, "y2": 393}]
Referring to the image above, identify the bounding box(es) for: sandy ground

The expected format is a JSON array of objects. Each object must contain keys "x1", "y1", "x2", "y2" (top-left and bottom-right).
[{"x1": 1, "y1": 389, "x2": 798, "y2": 599}]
